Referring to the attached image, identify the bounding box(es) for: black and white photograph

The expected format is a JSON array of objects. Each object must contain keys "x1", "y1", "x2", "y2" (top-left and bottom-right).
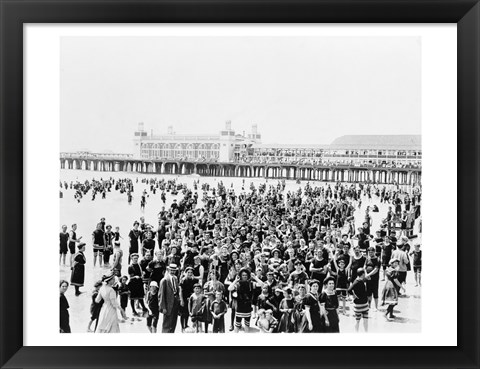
[{"x1": 58, "y1": 35, "x2": 422, "y2": 335}]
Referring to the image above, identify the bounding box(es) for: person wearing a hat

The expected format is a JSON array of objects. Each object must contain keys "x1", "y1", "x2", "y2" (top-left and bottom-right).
[
  {"x1": 166, "y1": 244, "x2": 181, "y2": 268},
  {"x1": 70, "y1": 243, "x2": 87, "y2": 296},
  {"x1": 288, "y1": 259, "x2": 308, "y2": 290},
  {"x1": 146, "y1": 281, "x2": 160, "y2": 333},
  {"x1": 277, "y1": 287, "x2": 295, "y2": 333},
  {"x1": 95, "y1": 272, "x2": 120, "y2": 333},
  {"x1": 266, "y1": 287, "x2": 284, "y2": 322},
  {"x1": 301, "y1": 279, "x2": 324, "y2": 333},
  {"x1": 381, "y1": 258, "x2": 405, "y2": 321},
  {"x1": 319, "y1": 276, "x2": 340, "y2": 333},
  {"x1": 292, "y1": 284, "x2": 307, "y2": 332},
  {"x1": 148, "y1": 250, "x2": 167, "y2": 286},
  {"x1": 127, "y1": 253, "x2": 148, "y2": 317},
  {"x1": 269, "y1": 249, "x2": 282, "y2": 265},
  {"x1": 158, "y1": 263, "x2": 180, "y2": 333}
]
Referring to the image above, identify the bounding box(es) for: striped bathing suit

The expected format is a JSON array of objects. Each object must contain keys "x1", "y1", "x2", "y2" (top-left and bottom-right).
[{"x1": 349, "y1": 278, "x2": 369, "y2": 320}]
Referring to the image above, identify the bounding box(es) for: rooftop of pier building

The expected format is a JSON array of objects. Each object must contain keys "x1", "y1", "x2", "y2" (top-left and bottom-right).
[{"x1": 329, "y1": 135, "x2": 421, "y2": 151}]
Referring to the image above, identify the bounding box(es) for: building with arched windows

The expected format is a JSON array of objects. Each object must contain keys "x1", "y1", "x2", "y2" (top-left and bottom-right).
[
  {"x1": 133, "y1": 123, "x2": 420, "y2": 168},
  {"x1": 133, "y1": 122, "x2": 261, "y2": 162}
]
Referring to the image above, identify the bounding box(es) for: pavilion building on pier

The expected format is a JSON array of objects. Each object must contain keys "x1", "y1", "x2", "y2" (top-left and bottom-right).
[
  {"x1": 60, "y1": 123, "x2": 421, "y2": 185},
  {"x1": 133, "y1": 122, "x2": 420, "y2": 169},
  {"x1": 133, "y1": 121, "x2": 261, "y2": 163}
]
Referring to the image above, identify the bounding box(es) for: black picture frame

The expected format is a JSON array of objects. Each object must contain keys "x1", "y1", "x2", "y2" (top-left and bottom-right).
[{"x1": 0, "y1": 1, "x2": 478, "y2": 368}]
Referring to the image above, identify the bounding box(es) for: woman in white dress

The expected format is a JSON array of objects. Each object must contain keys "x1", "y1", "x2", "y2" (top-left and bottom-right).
[{"x1": 95, "y1": 272, "x2": 120, "y2": 333}]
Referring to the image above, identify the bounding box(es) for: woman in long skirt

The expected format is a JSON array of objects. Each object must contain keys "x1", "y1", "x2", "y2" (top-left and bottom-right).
[
  {"x1": 60, "y1": 280, "x2": 71, "y2": 333},
  {"x1": 95, "y1": 272, "x2": 121, "y2": 333},
  {"x1": 277, "y1": 287, "x2": 295, "y2": 333},
  {"x1": 320, "y1": 277, "x2": 340, "y2": 333},
  {"x1": 127, "y1": 253, "x2": 148, "y2": 316},
  {"x1": 293, "y1": 284, "x2": 307, "y2": 332},
  {"x1": 381, "y1": 258, "x2": 405, "y2": 321},
  {"x1": 301, "y1": 279, "x2": 324, "y2": 333},
  {"x1": 70, "y1": 243, "x2": 86, "y2": 295}
]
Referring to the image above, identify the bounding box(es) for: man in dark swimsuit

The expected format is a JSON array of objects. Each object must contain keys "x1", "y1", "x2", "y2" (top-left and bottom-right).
[
  {"x1": 348, "y1": 268, "x2": 369, "y2": 332},
  {"x1": 59, "y1": 225, "x2": 69, "y2": 266}
]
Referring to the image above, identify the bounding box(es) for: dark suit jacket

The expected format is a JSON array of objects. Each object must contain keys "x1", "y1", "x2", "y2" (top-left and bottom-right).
[{"x1": 159, "y1": 274, "x2": 179, "y2": 315}]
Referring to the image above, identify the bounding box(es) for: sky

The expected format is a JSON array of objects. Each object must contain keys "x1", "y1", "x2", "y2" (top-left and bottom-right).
[{"x1": 60, "y1": 36, "x2": 421, "y2": 153}]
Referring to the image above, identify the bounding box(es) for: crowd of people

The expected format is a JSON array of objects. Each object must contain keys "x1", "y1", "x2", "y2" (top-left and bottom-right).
[
  {"x1": 60, "y1": 176, "x2": 422, "y2": 334},
  {"x1": 237, "y1": 155, "x2": 422, "y2": 169}
]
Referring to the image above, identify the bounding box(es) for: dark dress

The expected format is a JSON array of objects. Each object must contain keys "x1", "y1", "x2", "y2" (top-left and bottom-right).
[
  {"x1": 289, "y1": 271, "x2": 308, "y2": 289},
  {"x1": 128, "y1": 263, "x2": 145, "y2": 300},
  {"x1": 268, "y1": 294, "x2": 284, "y2": 321},
  {"x1": 142, "y1": 238, "x2": 155, "y2": 256},
  {"x1": 301, "y1": 293, "x2": 324, "y2": 333},
  {"x1": 293, "y1": 294, "x2": 306, "y2": 333},
  {"x1": 310, "y1": 258, "x2": 328, "y2": 285},
  {"x1": 350, "y1": 255, "x2": 366, "y2": 282},
  {"x1": 320, "y1": 291, "x2": 340, "y2": 333},
  {"x1": 365, "y1": 256, "x2": 380, "y2": 298},
  {"x1": 180, "y1": 277, "x2": 198, "y2": 319},
  {"x1": 335, "y1": 269, "x2": 349, "y2": 297},
  {"x1": 381, "y1": 244, "x2": 393, "y2": 267},
  {"x1": 60, "y1": 294, "x2": 71, "y2": 333},
  {"x1": 70, "y1": 252, "x2": 86, "y2": 287},
  {"x1": 236, "y1": 281, "x2": 254, "y2": 319},
  {"x1": 149, "y1": 259, "x2": 166, "y2": 284},
  {"x1": 128, "y1": 229, "x2": 140, "y2": 254},
  {"x1": 90, "y1": 290, "x2": 104, "y2": 321},
  {"x1": 278, "y1": 298, "x2": 295, "y2": 333}
]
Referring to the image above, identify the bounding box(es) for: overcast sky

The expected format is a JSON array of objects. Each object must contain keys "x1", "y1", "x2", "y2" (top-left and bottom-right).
[{"x1": 60, "y1": 36, "x2": 421, "y2": 153}]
